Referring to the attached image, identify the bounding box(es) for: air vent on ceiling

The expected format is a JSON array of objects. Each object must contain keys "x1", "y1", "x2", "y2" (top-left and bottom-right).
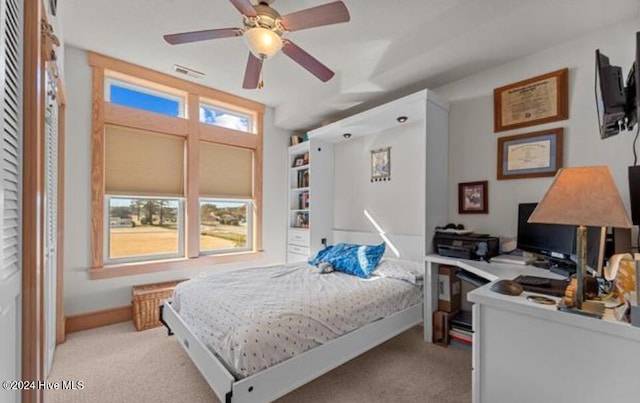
[{"x1": 173, "y1": 64, "x2": 205, "y2": 79}]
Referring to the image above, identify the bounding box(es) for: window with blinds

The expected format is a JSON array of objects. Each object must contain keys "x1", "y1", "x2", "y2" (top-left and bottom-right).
[
  {"x1": 104, "y1": 125, "x2": 185, "y2": 263},
  {"x1": 92, "y1": 54, "x2": 263, "y2": 272},
  {"x1": 198, "y1": 141, "x2": 254, "y2": 254},
  {"x1": 199, "y1": 141, "x2": 253, "y2": 199}
]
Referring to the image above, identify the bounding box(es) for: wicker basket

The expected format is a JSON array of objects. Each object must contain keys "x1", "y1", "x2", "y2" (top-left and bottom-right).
[{"x1": 131, "y1": 279, "x2": 186, "y2": 331}]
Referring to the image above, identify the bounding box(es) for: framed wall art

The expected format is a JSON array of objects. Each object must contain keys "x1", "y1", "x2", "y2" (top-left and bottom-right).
[
  {"x1": 458, "y1": 181, "x2": 488, "y2": 214},
  {"x1": 371, "y1": 147, "x2": 391, "y2": 182},
  {"x1": 494, "y1": 68, "x2": 569, "y2": 132},
  {"x1": 497, "y1": 128, "x2": 563, "y2": 180}
]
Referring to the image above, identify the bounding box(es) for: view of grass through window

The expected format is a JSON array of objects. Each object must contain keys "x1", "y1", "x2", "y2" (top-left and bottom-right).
[
  {"x1": 200, "y1": 200, "x2": 250, "y2": 252},
  {"x1": 108, "y1": 197, "x2": 181, "y2": 260}
]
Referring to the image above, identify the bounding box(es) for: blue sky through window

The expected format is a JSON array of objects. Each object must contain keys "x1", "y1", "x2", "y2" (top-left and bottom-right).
[
  {"x1": 110, "y1": 84, "x2": 180, "y2": 117},
  {"x1": 199, "y1": 105, "x2": 251, "y2": 133}
]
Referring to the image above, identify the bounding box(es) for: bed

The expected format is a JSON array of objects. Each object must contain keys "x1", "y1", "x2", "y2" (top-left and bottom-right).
[{"x1": 161, "y1": 233, "x2": 424, "y2": 403}]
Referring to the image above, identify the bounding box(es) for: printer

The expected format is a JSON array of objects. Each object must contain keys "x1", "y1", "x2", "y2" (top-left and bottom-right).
[{"x1": 433, "y1": 232, "x2": 500, "y2": 261}]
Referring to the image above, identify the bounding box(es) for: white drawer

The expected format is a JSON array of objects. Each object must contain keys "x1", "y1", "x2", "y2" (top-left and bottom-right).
[
  {"x1": 287, "y1": 252, "x2": 308, "y2": 263},
  {"x1": 288, "y1": 244, "x2": 310, "y2": 256},
  {"x1": 288, "y1": 229, "x2": 310, "y2": 247}
]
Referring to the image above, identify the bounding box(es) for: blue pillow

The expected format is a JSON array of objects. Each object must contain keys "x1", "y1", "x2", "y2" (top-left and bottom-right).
[
  {"x1": 314, "y1": 243, "x2": 386, "y2": 278},
  {"x1": 309, "y1": 245, "x2": 334, "y2": 266}
]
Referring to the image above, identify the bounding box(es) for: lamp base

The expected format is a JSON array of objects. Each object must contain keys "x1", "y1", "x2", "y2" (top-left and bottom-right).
[{"x1": 557, "y1": 300, "x2": 604, "y2": 319}]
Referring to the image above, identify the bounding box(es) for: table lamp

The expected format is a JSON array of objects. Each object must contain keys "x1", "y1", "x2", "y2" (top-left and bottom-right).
[{"x1": 528, "y1": 166, "x2": 633, "y2": 317}]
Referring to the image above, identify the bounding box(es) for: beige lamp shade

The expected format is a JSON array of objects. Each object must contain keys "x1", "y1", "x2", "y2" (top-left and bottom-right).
[{"x1": 528, "y1": 166, "x2": 632, "y2": 228}]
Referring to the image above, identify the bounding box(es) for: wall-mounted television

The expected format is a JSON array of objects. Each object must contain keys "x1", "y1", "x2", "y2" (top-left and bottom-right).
[{"x1": 595, "y1": 31, "x2": 640, "y2": 139}]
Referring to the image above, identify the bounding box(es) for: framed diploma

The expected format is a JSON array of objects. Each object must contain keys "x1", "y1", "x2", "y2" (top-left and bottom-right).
[
  {"x1": 494, "y1": 69, "x2": 569, "y2": 132},
  {"x1": 497, "y1": 128, "x2": 563, "y2": 180}
]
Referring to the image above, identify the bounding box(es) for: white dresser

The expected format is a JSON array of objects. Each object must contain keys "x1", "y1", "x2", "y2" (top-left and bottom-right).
[{"x1": 468, "y1": 284, "x2": 640, "y2": 403}]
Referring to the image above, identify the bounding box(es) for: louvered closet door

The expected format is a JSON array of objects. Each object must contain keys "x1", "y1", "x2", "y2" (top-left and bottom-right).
[
  {"x1": 0, "y1": 0, "x2": 23, "y2": 401},
  {"x1": 43, "y1": 71, "x2": 58, "y2": 375}
]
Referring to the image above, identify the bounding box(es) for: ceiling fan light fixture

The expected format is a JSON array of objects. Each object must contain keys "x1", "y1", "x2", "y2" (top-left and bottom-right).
[{"x1": 244, "y1": 27, "x2": 282, "y2": 59}]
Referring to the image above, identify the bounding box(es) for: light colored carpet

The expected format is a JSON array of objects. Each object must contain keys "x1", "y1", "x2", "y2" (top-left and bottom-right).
[{"x1": 48, "y1": 322, "x2": 471, "y2": 403}]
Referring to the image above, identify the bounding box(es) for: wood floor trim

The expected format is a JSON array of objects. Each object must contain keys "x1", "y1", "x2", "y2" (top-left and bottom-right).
[{"x1": 65, "y1": 306, "x2": 132, "y2": 334}]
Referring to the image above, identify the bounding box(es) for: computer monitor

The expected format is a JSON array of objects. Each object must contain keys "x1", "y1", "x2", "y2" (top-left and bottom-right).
[{"x1": 517, "y1": 203, "x2": 605, "y2": 275}]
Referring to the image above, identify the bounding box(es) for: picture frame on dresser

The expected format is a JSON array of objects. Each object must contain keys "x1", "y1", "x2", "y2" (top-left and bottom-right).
[{"x1": 497, "y1": 128, "x2": 563, "y2": 180}]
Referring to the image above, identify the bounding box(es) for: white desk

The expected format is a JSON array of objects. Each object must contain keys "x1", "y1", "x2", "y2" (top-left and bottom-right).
[
  {"x1": 425, "y1": 255, "x2": 640, "y2": 403},
  {"x1": 423, "y1": 254, "x2": 564, "y2": 342}
]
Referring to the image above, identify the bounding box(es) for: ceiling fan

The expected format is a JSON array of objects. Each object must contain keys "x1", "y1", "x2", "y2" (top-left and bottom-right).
[{"x1": 164, "y1": 0, "x2": 350, "y2": 89}]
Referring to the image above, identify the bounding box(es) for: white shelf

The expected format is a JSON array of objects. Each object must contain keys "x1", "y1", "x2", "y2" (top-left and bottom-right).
[
  {"x1": 287, "y1": 139, "x2": 333, "y2": 263},
  {"x1": 290, "y1": 164, "x2": 310, "y2": 171}
]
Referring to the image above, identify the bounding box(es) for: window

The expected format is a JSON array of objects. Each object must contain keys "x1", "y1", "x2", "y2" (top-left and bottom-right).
[
  {"x1": 104, "y1": 125, "x2": 186, "y2": 264},
  {"x1": 107, "y1": 197, "x2": 184, "y2": 263},
  {"x1": 90, "y1": 52, "x2": 265, "y2": 277},
  {"x1": 106, "y1": 77, "x2": 185, "y2": 117},
  {"x1": 200, "y1": 199, "x2": 252, "y2": 254},
  {"x1": 200, "y1": 102, "x2": 254, "y2": 133}
]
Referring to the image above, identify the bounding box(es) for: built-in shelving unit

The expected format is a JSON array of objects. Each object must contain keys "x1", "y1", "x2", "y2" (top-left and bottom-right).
[{"x1": 286, "y1": 140, "x2": 334, "y2": 263}]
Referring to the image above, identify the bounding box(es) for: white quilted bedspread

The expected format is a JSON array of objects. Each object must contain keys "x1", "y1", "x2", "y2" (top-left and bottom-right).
[{"x1": 172, "y1": 262, "x2": 422, "y2": 379}]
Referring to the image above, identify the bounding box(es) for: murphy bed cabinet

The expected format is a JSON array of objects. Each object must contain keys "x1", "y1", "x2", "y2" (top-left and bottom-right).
[{"x1": 306, "y1": 89, "x2": 449, "y2": 258}]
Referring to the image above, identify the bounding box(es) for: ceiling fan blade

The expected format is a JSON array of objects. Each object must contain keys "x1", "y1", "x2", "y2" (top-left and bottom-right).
[
  {"x1": 243, "y1": 53, "x2": 263, "y2": 89},
  {"x1": 282, "y1": 41, "x2": 334, "y2": 82},
  {"x1": 281, "y1": 1, "x2": 350, "y2": 32},
  {"x1": 164, "y1": 28, "x2": 242, "y2": 45},
  {"x1": 229, "y1": 0, "x2": 257, "y2": 17}
]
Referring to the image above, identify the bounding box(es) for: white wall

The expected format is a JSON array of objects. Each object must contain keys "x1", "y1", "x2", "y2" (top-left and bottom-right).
[
  {"x1": 333, "y1": 121, "x2": 424, "y2": 236},
  {"x1": 63, "y1": 46, "x2": 289, "y2": 315},
  {"x1": 434, "y1": 19, "x2": 639, "y2": 238}
]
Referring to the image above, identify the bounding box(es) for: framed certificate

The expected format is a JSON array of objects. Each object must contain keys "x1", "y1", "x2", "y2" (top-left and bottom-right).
[
  {"x1": 494, "y1": 69, "x2": 569, "y2": 132},
  {"x1": 497, "y1": 128, "x2": 563, "y2": 180}
]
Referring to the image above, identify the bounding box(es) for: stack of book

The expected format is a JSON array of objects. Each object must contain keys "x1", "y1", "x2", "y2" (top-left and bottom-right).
[
  {"x1": 449, "y1": 310, "x2": 473, "y2": 346},
  {"x1": 297, "y1": 169, "x2": 309, "y2": 188},
  {"x1": 298, "y1": 191, "x2": 310, "y2": 209}
]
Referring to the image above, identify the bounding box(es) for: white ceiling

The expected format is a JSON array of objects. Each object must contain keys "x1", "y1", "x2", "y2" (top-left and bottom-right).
[{"x1": 62, "y1": 0, "x2": 639, "y2": 131}]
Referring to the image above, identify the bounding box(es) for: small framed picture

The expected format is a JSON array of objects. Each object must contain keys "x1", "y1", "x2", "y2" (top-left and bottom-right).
[
  {"x1": 458, "y1": 181, "x2": 488, "y2": 214},
  {"x1": 292, "y1": 155, "x2": 306, "y2": 167},
  {"x1": 371, "y1": 147, "x2": 391, "y2": 182}
]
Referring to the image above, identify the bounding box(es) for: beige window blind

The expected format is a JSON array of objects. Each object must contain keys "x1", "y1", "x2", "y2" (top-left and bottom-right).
[
  {"x1": 105, "y1": 125, "x2": 185, "y2": 197},
  {"x1": 199, "y1": 141, "x2": 253, "y2": 198}
]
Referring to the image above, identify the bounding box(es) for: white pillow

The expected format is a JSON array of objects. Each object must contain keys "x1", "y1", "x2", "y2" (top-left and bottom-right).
[{"x1": 372, "y1": 258, "x2": 424, "y2": 285}]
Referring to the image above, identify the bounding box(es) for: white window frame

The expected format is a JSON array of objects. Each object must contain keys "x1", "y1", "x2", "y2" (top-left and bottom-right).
[
  {"x1": 104, "y1": 195, "x2": 185, "y2": 264},
  {"x1": 199, "y1": 102, "x2": 256, "y2": 134},
  {"x1": 105, "y1": 77, "x2": 186, "y2": 118},
  {"x1": 199, "y1": 198, "x2": 253, "y2": 255}
]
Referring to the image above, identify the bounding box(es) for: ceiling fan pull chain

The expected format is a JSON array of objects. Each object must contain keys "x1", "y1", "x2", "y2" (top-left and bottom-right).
[{"x1": 258, "y1": 56, "x2": 265, "y2": 89}]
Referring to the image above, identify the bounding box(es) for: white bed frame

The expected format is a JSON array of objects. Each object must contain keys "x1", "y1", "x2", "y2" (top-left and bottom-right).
[{"x1": 161, "y1": 231, "x2": 424, "y2": 403}]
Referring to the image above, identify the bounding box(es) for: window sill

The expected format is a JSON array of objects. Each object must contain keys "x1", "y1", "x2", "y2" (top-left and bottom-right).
[{"x1": 89, "y1": 251, "x2": 264, "y2": 280}]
